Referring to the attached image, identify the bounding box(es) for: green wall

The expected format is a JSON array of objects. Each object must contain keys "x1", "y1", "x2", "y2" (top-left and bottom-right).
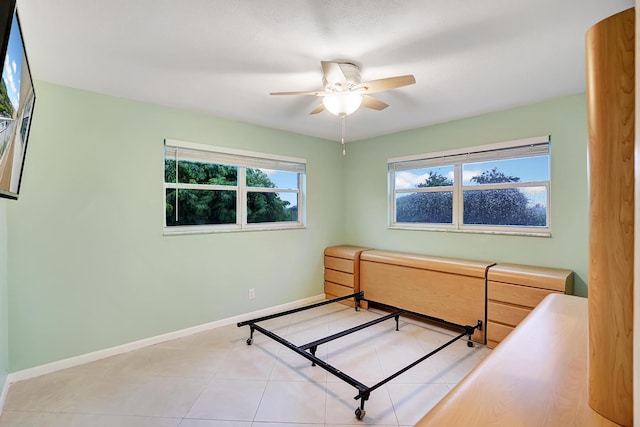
[
  {"x1": 7, "y1": 82, "x2": 345, "y2": 371},
  {"x1": 0, "y1": 200, "x2": 8, "y2": 390},
  {"x1": 5, "y1": 83, "x2": 589, "y2": 373},
  {"x1": 343, "y1": 94, "x2": 589, "y2": 295}
]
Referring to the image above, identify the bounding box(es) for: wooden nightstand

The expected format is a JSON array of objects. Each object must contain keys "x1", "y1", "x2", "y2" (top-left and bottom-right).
[
  {"x1": 324, "y1": 245, "x2": 369, "y2": 307},
  {"x1": 486, "y1": 263, "x2": 573, "y2": 348}
]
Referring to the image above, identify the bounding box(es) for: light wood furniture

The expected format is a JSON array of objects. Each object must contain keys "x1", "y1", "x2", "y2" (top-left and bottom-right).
[
  {"x1": 586, "y1": 7, "x2": 635, "y2": 426},
  {"x1": 359, "y1": 250, "x2": 493, "y2": 343},
  {"x1": 324, "y1": 245, "x2": 369, "y2": 307},
  {"x1": 416, "y1": 294, "x2": 619, "y2": 427},
  {"x1": 486, "y1": 263, "x2": 573, "y2": 349}
]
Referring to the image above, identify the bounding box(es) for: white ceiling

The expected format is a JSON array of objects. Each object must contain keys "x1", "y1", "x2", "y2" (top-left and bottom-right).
[{"x1": 15, "y1": 0, "x2": 634, "y2": 142}]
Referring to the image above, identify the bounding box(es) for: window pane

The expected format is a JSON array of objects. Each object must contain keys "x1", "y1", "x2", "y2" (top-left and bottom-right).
[
  {"x1": 395, "y1": 192, "x2": 453, "y2": 223},
  {"x1": 463, "y1": 187, "x2": 547, "y2": 226},
  {"x1": 462, "y1": 156, "x2": 549, "y2": 186},
  {"x1": 164, "y1": 159, "x2": 237, "y2": 185},
  {"x1": 165, "y1": 189, "x2": 236, "y2": 226},
  {"x1": 247, "y1": 168, "x2": 298, "y2": 189},
  {"x1": 394, "y1": 166, "x2": 454, "y2": 189},
  {"x1": 247, "y1": 191, "x2": 298, "y2": 223}
]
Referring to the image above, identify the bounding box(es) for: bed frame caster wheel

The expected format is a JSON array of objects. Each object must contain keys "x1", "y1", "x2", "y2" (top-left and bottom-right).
[
  {"x1": 246, "y1": 338, "x2": 253, "y2": 345},
  {"x1": 355, "y1": 407, "x2": 366, "y2": 420}
]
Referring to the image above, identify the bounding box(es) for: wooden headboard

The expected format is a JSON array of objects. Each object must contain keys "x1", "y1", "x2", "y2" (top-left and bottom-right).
[{"x1": 359, "y1": 250, "x2": 494, "y2": 342}]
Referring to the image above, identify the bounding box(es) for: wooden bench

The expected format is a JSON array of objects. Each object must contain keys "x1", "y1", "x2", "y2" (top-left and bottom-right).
[{"x1": 415, "y1": 293, "x2": 618, "y2": 426}]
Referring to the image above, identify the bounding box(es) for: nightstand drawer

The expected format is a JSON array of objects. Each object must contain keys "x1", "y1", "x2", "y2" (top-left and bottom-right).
[
  {"x1": 324, "y1": 269, "x2": 354, "y2": 287},
  {"x1": 324, "y1": 281, "x2": 354, "y2": 298},
  {"x1": 488, "y1": 281, "x2": 559, "y2": 308},
  {"x1": 324, "y1": 255, "x2": 354, "y2": 274},
  {"x1": 487, "y1": 301, "x2": 531, "y2": 327},
  {"x1": 487, "y1": 321, "x2": 513, "y2": 344}
]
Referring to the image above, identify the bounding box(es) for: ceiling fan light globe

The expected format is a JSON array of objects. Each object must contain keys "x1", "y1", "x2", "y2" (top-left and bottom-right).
[{"x1": 322, "y1": 92, "x2": 362, "y2": 116}]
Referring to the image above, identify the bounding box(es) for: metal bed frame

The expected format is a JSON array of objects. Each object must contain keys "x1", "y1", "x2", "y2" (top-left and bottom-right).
[{"x1": 237, "y1": 291, "x2": 482, "y2": 420}]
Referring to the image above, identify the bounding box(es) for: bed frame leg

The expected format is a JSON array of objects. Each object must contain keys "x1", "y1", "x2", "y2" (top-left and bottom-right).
[
  {"x1": 394, "y1": 314, "x2": 400, "y2": 331},
  {"x1": 246, "y1": 326, "x2": 255, "y2": 345},
  {"x1": 309, "y1": 345, "x2": 317, "y2": 366},
  {"x1": 355, "y1": 392, "x2": 369, "y2": 420},
  {"x1": 464, "y1": 320, "x2": 483, "y2": 347},
  {"x1": 354, "y1": 293, "x2": 362, "y2": 312}
]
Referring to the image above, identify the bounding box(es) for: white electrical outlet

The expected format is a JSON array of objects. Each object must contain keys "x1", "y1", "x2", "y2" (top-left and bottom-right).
[{"x1": 248, "y1": 288, "x2": 255, "y2": 299}]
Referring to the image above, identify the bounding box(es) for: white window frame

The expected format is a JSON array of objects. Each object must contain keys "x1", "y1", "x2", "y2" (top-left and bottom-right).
[
  {"x1": 388, "y1": 135, "x2": 551, "y2": 236},
  {"x1": 164, "y1": 139, "x2": 306, "y2": 235}
]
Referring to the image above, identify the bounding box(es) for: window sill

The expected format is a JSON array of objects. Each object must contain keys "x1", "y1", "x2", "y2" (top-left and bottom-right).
[
  {"x1": 164, "y1": 223, "x2": 306, "y2": 236},
  {"x1": 388, "y1": 225, "x2": 551, "y2": 238}
]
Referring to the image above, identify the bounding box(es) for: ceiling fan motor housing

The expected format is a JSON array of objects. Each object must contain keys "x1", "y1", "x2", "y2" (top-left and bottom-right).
[{"x1": 323, "y1": 62, "x2": 362, "y2": 92}]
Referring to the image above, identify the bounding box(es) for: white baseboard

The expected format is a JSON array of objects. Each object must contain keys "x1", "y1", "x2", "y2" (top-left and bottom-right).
[
  {"x1": 5, "y1": 294, "x2": 325, "y2": 386},
  {"x1": 0, "y1": 375, "x2": 9, "y2": 417}
]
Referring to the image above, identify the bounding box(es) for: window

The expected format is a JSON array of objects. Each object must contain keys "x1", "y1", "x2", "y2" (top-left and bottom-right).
[
  {"x1": 389, "y1": 136, "x2": 550, "y2": 235},
  {"x1": 164, "y1": 139, "x2": 305, "y2": 234}
]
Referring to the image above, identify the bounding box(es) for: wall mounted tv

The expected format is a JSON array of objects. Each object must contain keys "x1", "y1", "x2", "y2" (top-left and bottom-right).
[{"x1": 0, "y1": 0, "x2": 35, "y2": 200}]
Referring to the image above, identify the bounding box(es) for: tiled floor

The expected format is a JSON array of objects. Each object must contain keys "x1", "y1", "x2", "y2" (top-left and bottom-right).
[{"x1": 0, "y1": 303, "x2": 489, "y2": 426}]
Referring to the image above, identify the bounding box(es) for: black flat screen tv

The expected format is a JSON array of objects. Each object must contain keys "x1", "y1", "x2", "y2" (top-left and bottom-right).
[{"x1": 0, "y1": 0, "x2": 35, "y2": 200}]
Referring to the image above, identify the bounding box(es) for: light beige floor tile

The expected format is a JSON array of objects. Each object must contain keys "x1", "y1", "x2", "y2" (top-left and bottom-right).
[
  {"x1": 474, "y1": 345, "x2": 492, "y2": 360},
  {"x1": 412, "y1": 330, "x2": 463, "y2": 353},
  {"x1": 378, "y1": 350, "x2": 443, "y2": 385},
  {"x1": 325, "y1": 331, "x2": 376, "y2": 355},
  {"x1": 150, "y1": 329, "x2": 241, "y2": 352},
  {"x1": 254, "y1": 380, "x2": 327, "y2": 424},
  {"x1": 431, "y1": 352, "x2": 481, "y2": 383},
  {"x1": 325, "y1": 381, "x2": 397, "y2": 425},
  {"x1": 252, "y1": 423, "x2": 324, "y2": 427},
  {"x1": 179, "y1": 419, "x2": 251, "y2": 427},
  {"x1": 4, "y1": 373, "x2": 90, "y2": 412},
  {"x1": 325, "y1": 341, "x2": 383, "y2": 385},
  {"x1": 286, "y1": 317, "x2": 330, "y2": 337},
  {"x1": 269, "y1": 352, "x2": 329, "y2": 382},
  {"x1": 0, "y1": 411, "x2": 180, "y2": 427},
  {"x1": 0, "y1": 302, "x2": 484, "y2": 427},
  {"x1": 74, "y1": 346, "x2": 227, "y2": 378},
  {"x1": 5, "y1": 373, "x2": 207, "y2": 417},
  {"x1": 387, "y1": 382, "x2": 450, "y2": 426},
  {"x1": 238, "y1": 330, "x2": 288, "y2": 351},
  {"x1": 57, "y1": 353, "x2": 134, "y2": 377},
  {"x1": 251, "y1": 422, "x2": 324, "y2": 427},
  {"x1": 256, "y1": 314, "x2": 294, "y2": 334},
  {"x1": 374, "y1": 330, "x2": 427, "y2": 359},
  {"x1": 373, "y1": 327, "x2": 450, "y2": 384},
  {"x1": 214, "y1": 343, "x2": 278, "y2": 380},
  {"x1": 278, "y1": 328, "x2": 331, "y2": 357},
  {"x1": 62, "y1": 374, "x2": 208, "y2": 417},
  {"x1": 328, "y1": 309, "x2": 383, "y2": 334},
  {"x1": 185, "y1": 378, "x2": 266, "y2": 421},
  {"x1": 330, "y1": 425, "x2": 398, "y2": 427}
]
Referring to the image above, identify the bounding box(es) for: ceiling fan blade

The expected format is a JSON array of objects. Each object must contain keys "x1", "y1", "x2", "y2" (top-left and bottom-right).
[
  {"x1": 361, "y1": 95, "x2": 389, "y2": 111},
  {"x1": 354, "y1": 75, "x2": 416, "y2": 94},
  {"x1": 309, "y1": 103, "x2": 325, "y2": 115},
  {"x1": 321, "y1": 61, "x2": 347, "y2": 85},
  {"x1": 270, "y1": 90, "x2": 325, "y2": 96}
]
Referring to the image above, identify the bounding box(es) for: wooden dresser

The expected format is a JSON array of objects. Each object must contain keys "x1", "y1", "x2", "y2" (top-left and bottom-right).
[
  {"x1": 324, "y1": 245, "x2": 369, "y2": 306},
  {"x1": 486, "y1": 263, "x2": 573, "y2": 348}
]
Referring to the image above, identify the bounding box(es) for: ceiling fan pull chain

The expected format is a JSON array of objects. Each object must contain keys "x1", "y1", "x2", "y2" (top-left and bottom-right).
[{"x1": 341, "y1": 113, "x2": 346, "y2": 156}]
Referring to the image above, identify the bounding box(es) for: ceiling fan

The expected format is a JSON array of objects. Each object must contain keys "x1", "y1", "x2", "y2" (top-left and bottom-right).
[{"x1": 270, "y1": 61, "x2": 416, "y2": 117}]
